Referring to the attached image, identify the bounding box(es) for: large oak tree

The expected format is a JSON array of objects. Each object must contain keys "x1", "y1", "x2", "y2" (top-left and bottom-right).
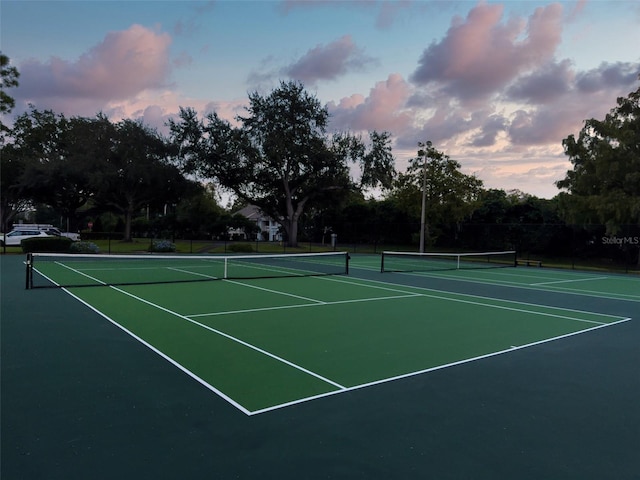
[{"x1": 169, "y1": 81, "x2": 395, "y2": 246}]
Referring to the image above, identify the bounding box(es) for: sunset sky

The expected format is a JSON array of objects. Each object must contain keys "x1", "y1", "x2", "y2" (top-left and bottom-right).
[{"x1": 3, "y1": 0, "x2": 639, "y2": 198}]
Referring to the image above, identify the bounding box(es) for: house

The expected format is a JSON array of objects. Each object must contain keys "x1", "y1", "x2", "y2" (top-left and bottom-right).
[{"x1": 232, "y1": 205, "x2": 282, "y2": 241}]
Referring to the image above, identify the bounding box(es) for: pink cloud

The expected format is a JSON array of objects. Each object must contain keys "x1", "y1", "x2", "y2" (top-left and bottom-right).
[
  {"x1": 410, "y1": 3, "x2": 563, "y2": 102},
  {"x1": 327, "y1": 74, "x2": 412, "y2": 132},
  {"x1": 16, "y1": 25, "x2": 172, "y2": 106},
  {"x1": 283, "y1": 35, "x2": 375, "y2": 85},
  {"x1": 508, "y1": 73, "x2": 639, "y2": 147},
  {"x1": 566, "y1": 0, "x2": 587, "y2": 22}
]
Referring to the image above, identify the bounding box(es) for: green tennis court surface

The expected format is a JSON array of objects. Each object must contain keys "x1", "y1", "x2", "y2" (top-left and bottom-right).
[{"x1": 28, "y1": 252, "x2": 634, "y2": 415}]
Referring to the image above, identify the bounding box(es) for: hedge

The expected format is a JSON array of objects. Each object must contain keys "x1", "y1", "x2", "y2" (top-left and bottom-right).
[{"x1": 21, "y1": 236, "x2": 73, "y2": 253}]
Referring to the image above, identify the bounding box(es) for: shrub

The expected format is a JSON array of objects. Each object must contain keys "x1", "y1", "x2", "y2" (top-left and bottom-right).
[
  {"x1": 149, "y1": 239, "x2": 176, "y2": 252},
  {"x1": 21, "y1": 236, "x2": 73, "y2": 253},
  {"x1": 228, "y1": 243, "x2": 254, "y2": 253},
  {"x1": 69, "y1": 241, "x2": 100, "y2": 254}
]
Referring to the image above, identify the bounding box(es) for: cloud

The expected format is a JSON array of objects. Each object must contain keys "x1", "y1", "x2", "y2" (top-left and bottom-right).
[
  {"x1": 410, "y1": 3, "x2": 563, "y2": 102},
  {"x1": 15, "y1": 25, "x2": 172, "y2": 110},
  {"x1": 566, "y1": 0, "x2": 587, "y2": 22},
  {"x1": 508, "y1": 107, "x2": 570, "y2": 146},
  {"x1": 473, "y1": 160, "x2": 569, "y2": 199},
  {"x1": 507, "y1": 61, "x2": 640, "y2": 145},
  {"x1": 576, "y1": 61, "x2": 640, "y2": 93},
  {"x1": 278, "y1": 0, "x2": 413, "y2": 29},
  {"x1": 327, "y1": 74, "x2": 412, "y2": 132},
  {"x1": 193, "y1": 1, "x2": 216, "y2": 15},
  {"x1": 248, "y1": 35, "x2": 376, "y2": 89},
  {"x1": 506, "y1": 59, "x2": 575, "y2": 104},
  {"x1": 173, "y1": 51, "x2": 193, "y2": 68},
  {"x1": 468, "y1": 113, "x2": 508, "y2": 147},
  {"x1": 282, "y1": 35, "x2": 376, "y2": 85}
]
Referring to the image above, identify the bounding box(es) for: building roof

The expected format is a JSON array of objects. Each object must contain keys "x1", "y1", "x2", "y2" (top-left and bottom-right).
[{"x1": 234, "y1": 205, "x2": 263, "y2": 220}]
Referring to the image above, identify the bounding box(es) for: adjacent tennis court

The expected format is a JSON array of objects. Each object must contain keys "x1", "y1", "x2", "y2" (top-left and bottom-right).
[{"x1": 23, "y1": 251, "x2": 635, "y2": 415}]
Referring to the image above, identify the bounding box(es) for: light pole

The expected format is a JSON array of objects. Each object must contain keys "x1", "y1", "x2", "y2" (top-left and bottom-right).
[{"x1": 418, "y1": 141, "x2": 431, "y2": 253}]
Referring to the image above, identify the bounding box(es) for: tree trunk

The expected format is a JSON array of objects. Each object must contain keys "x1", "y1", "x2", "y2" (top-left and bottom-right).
[
  {"x1": 285, "y1": 217, "x2": 298, "y2": 247},
  {"x1": 123, "y1": 206, "x2": 134, "y2": 242}
]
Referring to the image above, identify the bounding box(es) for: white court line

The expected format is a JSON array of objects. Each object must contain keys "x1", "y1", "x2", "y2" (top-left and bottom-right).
[
  {"x1": 38, "y1": 266, "x2": 634, "y2": 417},
  {"x1": 531, "y1": 276, "x2": 610, "y2": 286},
  {"x1": 224, "y1": 278, "x2": 326, "y2": 304},
  {"x1": 355, "y1": 265, "x2": 640, "y2": 302},
  {"x1": 194, "y1": 274, "x2": 614, "y2": 325},
  {"x1": 55, "y1": 260, "x2": 108, "y2": 285},
  {"x1": 167, "y1": 266, "x2": 220, "y2": 280},
  {"x1": 47, "y1": 262, "x2": 347, "y2": 400},
  {"x1": 60, "y1": 287, "x2": 254, "y2": 416},
  {"x1": 108, "y1": 285, "x2": 347, "y2": 391},
  {"x1": 248, "y1": 317, "x2": 632, "y2": 415},
  {"x1": 42, "y1": 261, "x2": 633, "y2": 416},
  {"x1": 318, "y1": 275, "x2": 625, "y2": 322},
  {"x1": 187, "y1": 294, "x2": 420, "y2": 318},
  {"x1": 531, "y1": 284, "x2": 640, "y2": 300},
  {"x1": 44, "y1": 260, "x2": 630, "y2": 337}
]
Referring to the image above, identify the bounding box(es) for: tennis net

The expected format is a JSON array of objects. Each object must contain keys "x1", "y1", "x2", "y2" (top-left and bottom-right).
[
  {"x1": 381, "y1": 250, "x2": 517, "y2": 273},
  {"x1": 26, "y1": 251, "x2": 350, "y2": 289}
]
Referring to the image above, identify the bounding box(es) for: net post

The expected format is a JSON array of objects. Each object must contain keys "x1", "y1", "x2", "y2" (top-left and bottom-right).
[
  {"x1": 345, "y1": 252, "x2": 350, "y2": 275},
  {"x1": 25, "y1": 253, "x2": 33, "y2": 290},
  {"x1": 224, "y1": 257, "x2": 228, "y2": 279},
  {"x1": 380, "y1": 252, "x2": 385, "y2": 273}
]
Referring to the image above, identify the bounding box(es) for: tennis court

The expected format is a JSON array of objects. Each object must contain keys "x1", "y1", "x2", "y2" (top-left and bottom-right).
[
  {"x1": 22, "y1": 251, "x2": 635, "y2": 415},
  {"x1": 3, "y1": 251, "x2": 639, "y2": 479}
]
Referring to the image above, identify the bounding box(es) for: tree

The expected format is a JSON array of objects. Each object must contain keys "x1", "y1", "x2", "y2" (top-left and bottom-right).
[
  {"x1": 2, "y1": 107, "x2": 198, "y2": 238},
  {"x1": 14, "y1": 110, "x2": 111, "y2": 231},
  {"x1": 93, "y1": 118, "x2": 192, "y2": 241},
  {"x1": 1, "y1": 52, "x2": 20, "y2": 134},
  {"x1": 1, "y1": 107, "x2": 66, "y2": 231},
  {"x1": 388, "y1": 143, "x2": 483, "y2": 247},
  {"x1": 557, "y1": 79, "x2": 640, "y2": 233},
  {"x1": 0, "y1": 143, "x2": 31, "y2": 231},
  {"x1": 169, "y1": 81, "x2": 395, "y2": 246},
  {"x1": 174, "y1": 183, "x2": 224, "y2": 239}
]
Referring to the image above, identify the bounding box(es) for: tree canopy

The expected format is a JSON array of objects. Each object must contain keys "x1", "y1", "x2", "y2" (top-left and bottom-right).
[
  {"x1": 388, "y1": 141, "x2": 483, "y2": 246},
  {"x1": 557, "y1": 79, "x2": 640, "y2": 232},
  {"x1": 92, "y1": 118, "x2": 194, "y2": 241},
  {"x1": 169, "y1": 81, "x2": 396, "y2": 246},
  {"x1": 1, "y1": 109, "x2": 198, "y2": 239},
  {"x1": 0, "y1": 52, "x2": 20, "y2": 134}
]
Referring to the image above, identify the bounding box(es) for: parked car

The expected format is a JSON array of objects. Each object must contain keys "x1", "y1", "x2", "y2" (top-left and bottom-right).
[
  {"x1": 10, "y1": 224, "x2": 81, "y2": 241},
  {"x1": 43, "y1": 228, "x2": 81, "y2": 241},
  {"x1": 1, "y1": 229, "x2": 53, "y2": 246}
]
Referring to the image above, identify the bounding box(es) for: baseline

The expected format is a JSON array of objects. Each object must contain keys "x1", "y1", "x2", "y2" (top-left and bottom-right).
[{"x1": 251, "y1": 317, "x2": 631, "y2": 415}]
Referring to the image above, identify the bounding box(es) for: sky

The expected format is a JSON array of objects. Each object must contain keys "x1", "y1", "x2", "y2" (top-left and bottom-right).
[{"x1": 2, "y1": 0, "x2": 639, "y2": 199}]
